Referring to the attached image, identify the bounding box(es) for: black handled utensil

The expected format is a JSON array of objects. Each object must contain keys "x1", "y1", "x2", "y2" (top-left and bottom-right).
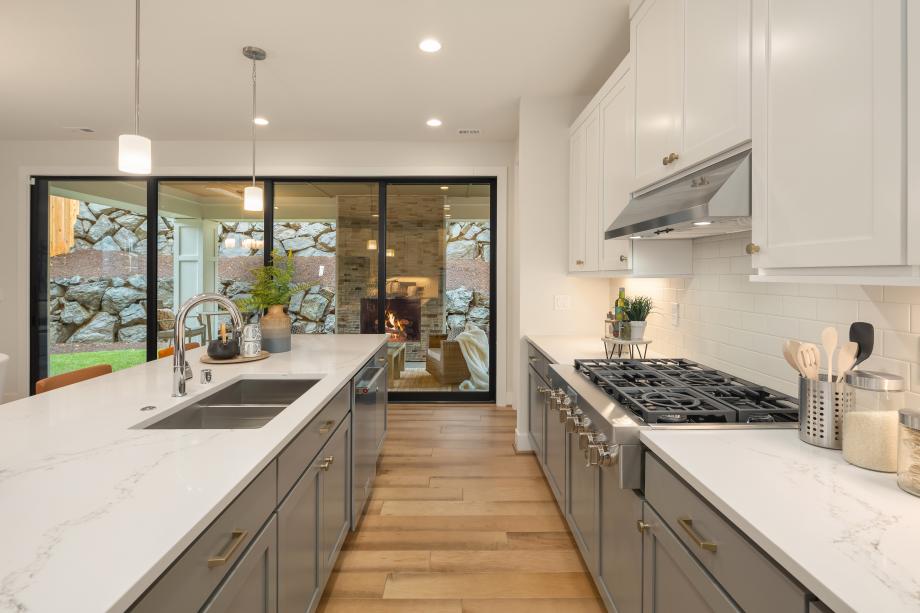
[{"x1": 849, "y1": 322, "x2": 874, "y2": 368}]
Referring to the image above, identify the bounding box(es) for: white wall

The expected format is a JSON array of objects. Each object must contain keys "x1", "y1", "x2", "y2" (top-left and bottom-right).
[
  {"x1": 613, "y1": 232, "x2": 920, "y2": 405},
  {"x1": 510, "y1": 97, "x2": 613, "y2": 448},
  {"x1": 0, "y1": 139, "x2": 513, "y2": 401}
]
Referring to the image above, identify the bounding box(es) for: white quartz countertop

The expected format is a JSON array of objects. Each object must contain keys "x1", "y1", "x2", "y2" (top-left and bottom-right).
[
  {"x1": 0, "y1": 334, "x2": 386, "y2": 613},
  {"x1": 640, "y1": 429, "x2": 920, "y2": 613},
  {"x1": 525, "y1": 335, "x2": 611, "y2": 365}
]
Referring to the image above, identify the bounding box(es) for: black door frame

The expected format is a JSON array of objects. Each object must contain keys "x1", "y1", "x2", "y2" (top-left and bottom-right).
[{"x1": 30, "y1": 175, "x2": 497, "y2": 403}]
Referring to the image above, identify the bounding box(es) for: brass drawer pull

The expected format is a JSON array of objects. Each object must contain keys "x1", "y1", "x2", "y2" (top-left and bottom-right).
[
  {"x1": 320, "y1": 455, "x2": 334, "y2": 471},
  {"x1": 208, "y1": 529, "x2": 248, "y2": 568},
  {"x1": 318, "y1": 420, "x2": 336, "y2": 434},
  {"x1": 678, "y1": 517, "x2": 717, "y2": 553},
  {"x1": 637, "y1": 520, "x2": 650, "y2": 533}
]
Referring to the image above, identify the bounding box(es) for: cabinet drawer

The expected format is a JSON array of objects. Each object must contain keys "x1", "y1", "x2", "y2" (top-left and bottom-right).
[
  {"x1": 645, "y1": 453, "x2": 806, "y2": 613},
  {"x1": 527, "y1": 344, "x2": 551, "y2": 382},
  {"x1": 130, "y1": 463, "x2": 277, "y2": 613},
  {"x1": 278, "y1": 384, "x2": 351, "y2": 502}
]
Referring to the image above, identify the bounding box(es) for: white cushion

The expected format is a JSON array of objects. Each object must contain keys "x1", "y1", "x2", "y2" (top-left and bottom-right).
[{"x1": 427, "y1": 348, "x2": 442, "y2": 362}]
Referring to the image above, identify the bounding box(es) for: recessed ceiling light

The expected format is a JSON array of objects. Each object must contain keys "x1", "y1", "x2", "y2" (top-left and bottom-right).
[
  {"x1": 426, "y1": 118, "x2": 443, "y2": 127},
  {"x1": 253, "y1": 117, "x2": 269, "y2": 126},
  {"x1": 440, "y1": 186, "x2": 449, "y2": 190},
  {"x1": 419, "y1": 38, "x2": 442, "y2": 53},
  {"x1": 693, "y1": 221, "x2": 712, "y2": 226}
]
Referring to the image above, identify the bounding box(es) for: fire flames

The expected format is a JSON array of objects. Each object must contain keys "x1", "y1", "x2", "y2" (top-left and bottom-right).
[{"x1": 385, "y1": 309, "x2": 407, "y2": 342}]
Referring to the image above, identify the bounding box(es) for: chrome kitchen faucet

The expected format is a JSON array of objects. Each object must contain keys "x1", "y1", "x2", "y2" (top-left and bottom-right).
[{"x1": 172, "y1": 293, "x2": 243, "y2": 397}]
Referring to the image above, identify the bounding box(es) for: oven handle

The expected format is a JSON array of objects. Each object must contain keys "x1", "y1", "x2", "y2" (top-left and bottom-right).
[{"x1": 355, "y1": 367, "x2": 386, "y2": 396}]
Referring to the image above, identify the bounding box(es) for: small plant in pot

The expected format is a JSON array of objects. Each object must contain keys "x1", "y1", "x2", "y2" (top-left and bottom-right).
[
  {"x1": 624, "y1": 296, "x2": 654, "y2": 341},
  {"x1": 236, "y1": 250, "x2": 312, "y2": 353}
]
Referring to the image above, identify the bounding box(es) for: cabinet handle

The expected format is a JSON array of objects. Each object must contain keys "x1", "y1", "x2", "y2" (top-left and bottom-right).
[
  {"x1": 636, "y1": 520, "x2": 650, "y2": 534},
  {"x1": 320, "y1": 455, "x2": 334, "y2": 471},
  {"x1": 745, "y1": 243, "x2": 761, "y2": 255},
  {"x1": 208, "y1": 530, "x2": 248, "y2": 568},
  {"x1": 318, "y1": 420, "x2": 336, "y2": 434},
  {"x1": 662, "y1": 155, "x2": 670, "y2": 166},
  {"x1": 575, "y1": 259, "x2": 584, "y2": 265},
  {"x1": 677, "y1": 517, "x2": 718, "y2": 553},
  {"x1": 662, "y1": 152, "x2": 680, "y2": 166},
  {"x1": 619, "y1": 254, "x2": 628, "y2": 263}
]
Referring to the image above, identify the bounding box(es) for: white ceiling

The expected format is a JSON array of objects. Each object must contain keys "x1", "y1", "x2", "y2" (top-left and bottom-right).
[{"x1": 0, "y1": 0, "x2": 629, "y2": 142}]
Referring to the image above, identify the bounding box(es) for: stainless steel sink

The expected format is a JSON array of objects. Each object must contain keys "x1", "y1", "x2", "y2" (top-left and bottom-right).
[{"x1": 144, "y1": 378, "x2": 320, "y2": 429}]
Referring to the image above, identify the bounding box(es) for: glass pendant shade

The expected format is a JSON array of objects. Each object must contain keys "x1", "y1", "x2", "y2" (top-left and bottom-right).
[
  {"x1": 117, "y1": 134, "x2": 152, "y2": 174},
  {"x1": 243, "y1": 185, "x2": 264, "y2": 211}
]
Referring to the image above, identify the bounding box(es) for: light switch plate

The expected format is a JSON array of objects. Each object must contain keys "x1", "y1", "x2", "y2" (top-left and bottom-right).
[{"x1": 554, "y1": 295, "x2": 572, "y2": 311}]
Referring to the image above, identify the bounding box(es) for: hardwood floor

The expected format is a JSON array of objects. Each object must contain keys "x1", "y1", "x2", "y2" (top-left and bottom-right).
[{"x1": 317, "y1": 404, "x2": 605, "y2": 613}]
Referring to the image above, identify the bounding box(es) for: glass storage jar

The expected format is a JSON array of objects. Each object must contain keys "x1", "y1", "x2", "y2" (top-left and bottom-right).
[
  {"x1": 842, "y1": 371, "x2": 904, "y2": 472},
  {"x1": 898, "y1": 409, "x2": 920, "y2": 497}
]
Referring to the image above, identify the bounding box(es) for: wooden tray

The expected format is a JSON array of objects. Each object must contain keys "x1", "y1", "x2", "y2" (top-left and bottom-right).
[{"x1": 200, "y1": 350, "x2": 270, "y2": 364}]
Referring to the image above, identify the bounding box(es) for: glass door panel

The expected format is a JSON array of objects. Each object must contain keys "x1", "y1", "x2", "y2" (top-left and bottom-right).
[
  {"x1": 273, "y1": 182, "x2": 379, "y2": 334},
  {"x1": 156, "y1": 181, "x2": 265, "y2": 350},
  {"x1": 385, "y1": 183, "x2": 493, "y2": 396},
  {"x1": 46, "y1": 180, "x2": 148, "y2": 376}
]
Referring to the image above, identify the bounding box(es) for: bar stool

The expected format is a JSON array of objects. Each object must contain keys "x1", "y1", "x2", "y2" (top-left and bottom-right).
[
  {"x1": 35, "y1": 364, "x2": 113, "y2": 395},
  {"x1": 158, "y1": 342, "x2": 201, "y2": 359}
]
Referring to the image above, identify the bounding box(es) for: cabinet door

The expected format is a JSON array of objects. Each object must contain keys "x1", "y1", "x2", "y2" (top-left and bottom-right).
[
  {"x1": 632, "y1": 0, "x2": 684, "y2": 188},
  {"x1": 599, "y1": 71, "x2": 634, "y2": 271},
  {"x1": 569, "y1": 110, "x2": 600, "y2": 272},
  {"x1": 565, "y1": 432, "x2": 599, "y2": 574},
  {"x1": 278, "y1": 464, "x2": 321, "y2": 613},
  {"x1": 642, "y1": 504, "x2": 739, "y2": 613},
  {"x1": 320, "y1": 417, "x2": 351, "y2": 579},
  {"x1": 544, "y1": 402, "x2": 566, "y2": 505},
  {"x1": 597, "y1": 453, "x2": 642, "y2": 613},
  {"x1": 682, "y1": 0, "x2": 751, "y2": 167},
  {"x1": 527, "y1": 370, "x2": 545, "y2": 463},
  {"x1": 751, "y1": 0, "x2": 905, "y2": 268},
  {"x1": 203, "y1": 515, "x2": 278, "y2": 613}
]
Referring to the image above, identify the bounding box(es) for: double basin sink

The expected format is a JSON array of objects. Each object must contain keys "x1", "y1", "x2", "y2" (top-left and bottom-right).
[{"x1": 143, "y1": 378, "x2": 320, "y2": 430}]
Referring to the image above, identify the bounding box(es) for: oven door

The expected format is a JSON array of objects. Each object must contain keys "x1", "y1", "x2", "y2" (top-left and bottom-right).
[{"x1": 597, "y1": 444, "x2": 643, "y2": 613}]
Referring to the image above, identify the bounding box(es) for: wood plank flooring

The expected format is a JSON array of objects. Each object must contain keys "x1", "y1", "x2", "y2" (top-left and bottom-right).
[{"x1": 317, "y1": 404, "x2": 604, "y2": 613}]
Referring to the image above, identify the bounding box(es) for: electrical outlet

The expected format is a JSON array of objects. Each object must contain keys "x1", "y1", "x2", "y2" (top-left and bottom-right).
[
  {"x1": 554, "y1": 295, "x2": 572, "y2": 311},
  {"x1": 671, "y1": 302, "x2": 679, "y2": 326}
]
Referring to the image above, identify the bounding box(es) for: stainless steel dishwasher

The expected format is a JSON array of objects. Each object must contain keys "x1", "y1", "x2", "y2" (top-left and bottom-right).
[{"x1": 351, "y1": 352, "x2": 387, "y2": 527}]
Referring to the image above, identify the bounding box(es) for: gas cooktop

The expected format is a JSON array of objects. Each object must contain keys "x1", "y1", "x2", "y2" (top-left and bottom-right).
[{"x1": 574, "y1": 358, "x2": 798, "y2": 425}]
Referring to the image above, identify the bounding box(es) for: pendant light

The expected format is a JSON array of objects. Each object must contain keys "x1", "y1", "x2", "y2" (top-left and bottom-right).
[
  {"x1": 242, "y1": 46, "x2": 266, "y2": 212},
  {"x1": 117, "y1": 0, "x2": 152, "y2": 174}
]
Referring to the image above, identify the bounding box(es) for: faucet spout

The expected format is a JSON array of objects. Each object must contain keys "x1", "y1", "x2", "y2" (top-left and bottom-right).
[{"x1": 172, "y1": 293, "x2": 244, "y2": 397}]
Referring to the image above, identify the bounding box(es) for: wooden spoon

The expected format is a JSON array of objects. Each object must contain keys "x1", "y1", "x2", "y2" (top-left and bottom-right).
[
  {"x1": 835, "y1": 341, "x2": 858, "y2": 382},
  {"x1": 783, "y1": 340, "x2": 803, "y2": 376},
  {"x1": 820, "y1": 327, "x2": 838, "y2": 383},
  {"x1": 795, "y1": 343, "x2": 821, "y2": 381}
]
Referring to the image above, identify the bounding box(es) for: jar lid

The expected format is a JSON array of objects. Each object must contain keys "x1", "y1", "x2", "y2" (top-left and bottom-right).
[
  {"x1": 844, "y1": 370, "x2": 905, "y2": 392},
  {"x1": 899, "y1": 408, "x2": 920, "y2": 431}
]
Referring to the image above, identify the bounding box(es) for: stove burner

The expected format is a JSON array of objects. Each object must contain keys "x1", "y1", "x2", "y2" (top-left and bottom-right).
[
  {"x1": 657, "y1": 414, "x2": 689, "y2": 424},
  {"x1": 746, "y1": 414, "x2": 776, "y2": 424},
  {"x1": 671, "y1": 370, "x2": 732, "y2": 386},
  {"x1": 640, "y1": 391, "x2": 702, "y2": 410}
]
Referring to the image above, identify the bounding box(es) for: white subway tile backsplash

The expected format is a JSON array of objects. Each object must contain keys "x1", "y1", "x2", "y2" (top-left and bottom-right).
[{"x1": 613, "y1": 233, "x2": 920, "y2": 394}]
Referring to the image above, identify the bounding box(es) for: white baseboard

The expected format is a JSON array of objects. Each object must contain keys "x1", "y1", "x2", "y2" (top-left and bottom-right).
[{"x1": 513, "y1": 429, "x2": 533, "y2": 453}]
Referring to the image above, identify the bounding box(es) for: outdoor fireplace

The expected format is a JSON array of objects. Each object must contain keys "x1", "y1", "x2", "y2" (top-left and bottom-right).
[{"x1": 360, "y1": 297, "x2": 421, "y2": 342}]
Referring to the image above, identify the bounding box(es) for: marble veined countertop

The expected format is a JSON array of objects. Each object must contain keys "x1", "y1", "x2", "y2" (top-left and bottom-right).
[
  {"x1": 0, "y1": 334, "x2": 386, "y2": 613},
  {"x1": 641, "y1": 429, "x2": 920, "y2": 613}
]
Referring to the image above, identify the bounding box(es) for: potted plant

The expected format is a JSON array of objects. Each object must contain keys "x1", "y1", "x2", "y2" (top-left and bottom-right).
[
  {"x1": 237, "y1": 250, "x2": 311, "y2": 353},
  {"x1": 624, "y1": 295, "x2": 654, "y2": 341}
]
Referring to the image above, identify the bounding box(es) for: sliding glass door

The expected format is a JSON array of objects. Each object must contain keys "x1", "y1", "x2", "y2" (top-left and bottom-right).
[{"x1": 31, "y1": 176, "x2": 496, "y2": 401}]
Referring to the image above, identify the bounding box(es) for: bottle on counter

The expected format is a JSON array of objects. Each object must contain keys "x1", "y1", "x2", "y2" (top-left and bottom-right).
[
  {"x1": 614, "y1": 287, "x2": 627, "y2": 339},
  {"x1": 842, "y1": 371, "x2": 904, "y2": 472},
  {"x1": 897, "y1": 408, "x2": 920, "y2": 497}
]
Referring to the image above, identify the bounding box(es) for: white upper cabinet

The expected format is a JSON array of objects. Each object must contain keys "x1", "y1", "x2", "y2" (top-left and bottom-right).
[
  {"x1": 751, "y1": 0, "x2": 906, "y2": 269},
  {"x1": 569, "y1": 107, "x2": 600, "y2": 272},
  {"x1": 632, "y1": 0, "x2": 751, "y2": 191},
  {"x1": 599, "y1": 70, "x2": 635, "y2": 271},
  {"x1": 632, "y1": 0, "x2": 684, "y2": 187}
]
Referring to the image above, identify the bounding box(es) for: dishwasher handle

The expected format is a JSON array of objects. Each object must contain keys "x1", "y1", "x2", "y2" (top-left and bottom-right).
[{"x1": 355, "y1": 366, "x2": 386, "y2": 395}]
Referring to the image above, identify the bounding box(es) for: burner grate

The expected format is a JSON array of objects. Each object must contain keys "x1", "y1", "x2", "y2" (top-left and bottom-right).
[{"x1": 617, "y1": 387, "x2": 736, "y2": 424}]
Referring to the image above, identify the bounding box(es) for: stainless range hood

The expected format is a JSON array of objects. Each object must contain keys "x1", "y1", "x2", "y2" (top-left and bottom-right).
[{"x1": 605, "y1": 150, "x2": 751, "y2": 240}]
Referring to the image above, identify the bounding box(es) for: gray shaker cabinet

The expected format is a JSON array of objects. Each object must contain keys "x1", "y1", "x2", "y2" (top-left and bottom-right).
[
  {"x1": 597, "y1": 452, "x2": 642, "y2": 613},
  {"x1": 202, "y1": 515, "x2": 278, "y2": 613},
  {"x1": 528, "y1": 368, "x2": 546, "y2": 463},
  {"x1": 278, "y1": 462, "x2": 322, "y2": 613},
  {"x1": 642, "y1": 503, "x2": 740, "y2": 613},
  {"x1": 566, "y1": 431, "x2": 599, "y2": 574},
  {"x1": 320, "y1": 415, "x2": 351, "y2": 581}
]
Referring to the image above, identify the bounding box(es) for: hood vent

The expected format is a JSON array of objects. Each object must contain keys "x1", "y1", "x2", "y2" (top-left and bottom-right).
[{"x1": 605, "y1": 150, "x2": 751, "y2": 240}]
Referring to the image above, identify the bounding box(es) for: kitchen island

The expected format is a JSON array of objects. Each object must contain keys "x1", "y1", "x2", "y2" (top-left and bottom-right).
[
  {"x1": 641, "y1": 429, "x2": 920, "y2": 613},
  {"x1": 0, "y1": 334, "x2": 387, "y2": 613}
]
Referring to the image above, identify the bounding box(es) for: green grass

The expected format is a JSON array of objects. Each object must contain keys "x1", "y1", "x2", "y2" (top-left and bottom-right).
[{"x1": 49, "y1": 349, "x2": 147, "y2": 377}]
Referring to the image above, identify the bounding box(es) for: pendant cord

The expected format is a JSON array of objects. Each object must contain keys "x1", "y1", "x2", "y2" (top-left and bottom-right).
[
  {"x1": 251, "y1": 59, "x2": 257, "y2": 186},
  {"x1": 134, "y1": 0, "x2": 140, "y2": 135}
]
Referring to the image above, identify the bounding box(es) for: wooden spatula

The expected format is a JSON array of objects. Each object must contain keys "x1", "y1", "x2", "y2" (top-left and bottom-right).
[
  {"x1": 821, "y1": 327, "x2": 838, "y2": 383},
  {"x1": 835, "y1": 341, "x2": 858, "y2": 382},
  {"x1": 783, "y1": 340, "x2": 803, "y2": 376},
  {"x1": 795, "y1": 343, "x2": 821, "y2": 381}
]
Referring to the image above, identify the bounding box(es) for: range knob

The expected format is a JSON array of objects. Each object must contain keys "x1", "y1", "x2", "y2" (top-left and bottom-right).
[
  {"x1": 565, "y1": 409, "x2": 584, "y2": 431},
  {"x1": 587, "y1": 443, "x2": 620, "y2": 467},
  {"x1": 537, "y1": 385, "x2": 550, "y2": 395},
  {"x1": 578, "y1": 426, "x2": 602, "y2": 450}
]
